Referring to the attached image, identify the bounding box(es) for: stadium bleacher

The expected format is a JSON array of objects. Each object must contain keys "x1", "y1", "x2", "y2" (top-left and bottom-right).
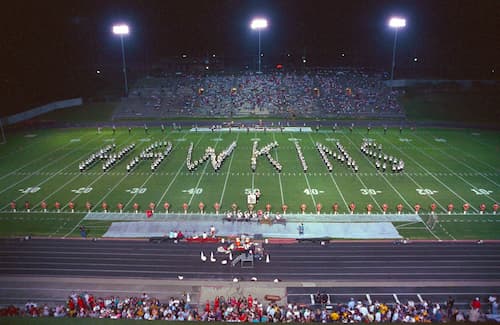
[{"x1": 112, "y1": 69, "x2": 404, "y2": 119}]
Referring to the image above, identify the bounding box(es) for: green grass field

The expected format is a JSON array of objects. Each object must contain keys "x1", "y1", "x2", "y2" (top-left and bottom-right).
[
  {"x1": 0, "y1": 126, "x2": 498, "y2": 240},
  {"x1": 401, "y1": 90, "x2": 500, "y2": 126}
]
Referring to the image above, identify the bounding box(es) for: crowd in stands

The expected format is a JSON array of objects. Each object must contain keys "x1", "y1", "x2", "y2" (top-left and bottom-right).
[
  {"x1": 1, "y1": 292, "x2": 497, "y2": 322},
  {"x1": 115, "y1": 69, "x2": 403, "y2": 119}
]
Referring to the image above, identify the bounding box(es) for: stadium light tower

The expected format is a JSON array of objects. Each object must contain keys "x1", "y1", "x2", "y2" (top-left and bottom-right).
[
  {"x1": 250, "y1": 18, "x2": 268, "y2": 73},
  {"x1": 388, "y1": 17, "x2": 406, "y2": 82},
  {"x1": 112, "y1": 24, "x2": 129, "y2": 97}
]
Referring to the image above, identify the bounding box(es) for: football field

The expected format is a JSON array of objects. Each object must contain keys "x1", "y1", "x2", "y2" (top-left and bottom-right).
[{"x1": 0, "y1": 126, "x2": 499, "y2": 240}]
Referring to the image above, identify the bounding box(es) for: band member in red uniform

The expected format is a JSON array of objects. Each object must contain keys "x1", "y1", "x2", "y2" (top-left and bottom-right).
[
  {"x1": 332, "y1": 203, "x2": 339, "y2": 214},
  {"x1": 430, "y1": 202, "x2": 437, "y2": 214},
  {"x1": 41, "y1": 200, "x2": 47, "y2": 212},
  {"x1": 479, "y1": 203, "x2": 486, "y2": 214},
  {"x1": 349, "y1": 202, "x2": 356, "y2": 214},
  {"x1": 447, "y1": 203, "x2": 454, "y2": 214},
  {"x1": 396, "y1": 203, "x2": 403, "y2": 214},
  {"x1": 463, "y1": 203, "x2": 470, "y2": 214},
  {"x1": 382, "y1": 203, "x2": 388, "y2": 214}
]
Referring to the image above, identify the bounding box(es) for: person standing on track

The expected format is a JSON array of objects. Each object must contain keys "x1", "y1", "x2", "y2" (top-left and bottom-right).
[
  {"x1": 298, "y1": 223, "x2": 304, "y2": 236},
  {"x1": 446, "y1": 296, "x2": 455, "y2": 320}
]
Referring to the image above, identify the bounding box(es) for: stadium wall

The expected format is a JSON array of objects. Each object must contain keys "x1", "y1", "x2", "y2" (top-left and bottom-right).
[
  {"x1": 386, "y1": 79, "x2": 498, "y2": 88},
  {"x1": 5, "y1": 98, "x2": 83, "y2": 125}
]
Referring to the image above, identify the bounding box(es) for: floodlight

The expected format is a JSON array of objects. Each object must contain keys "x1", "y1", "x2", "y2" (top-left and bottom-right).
[
  {"x1": 251, "y1": 18, "x2": 268, "y2": 30},
  {"x1": 112, "y1": 23, "x2": 130, "y2": 96},
  {"x1": 250, "y1": 17, "x2": 269, "y2": 73},
  {"x1": 388, "y1": 16, "x2": 406, "y2": 82},
  {"x1": 388, "y1": 17, "x2": 406, "y2": 28},
  {"x1": 113, "y1": 24, "x2": 129, "y2": 35}
]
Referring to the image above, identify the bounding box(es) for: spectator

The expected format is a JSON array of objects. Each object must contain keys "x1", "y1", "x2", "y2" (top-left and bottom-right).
[
  {"x1": 471, "y1": 297, "x2": 481, "y2": 310},
  {"x1": 489, "y1": 295, "x2": 498, "y2": 315},
  {"x1": 113, "y1": 69, "x2": 404, "y2": 120},
  {"x1": 2, "y1": 292, "x2": 490, "y2": 323}
]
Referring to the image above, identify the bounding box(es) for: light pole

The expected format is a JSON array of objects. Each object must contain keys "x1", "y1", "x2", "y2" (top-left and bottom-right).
[
  {"x1": 250, "y1": 18, "x2": 268, "y2": 73},
  {"x1": 388, "y1": 17, "x2": 406, "y2": 82},
  {"x1": 113, "y1": 24, "x2": 129, "y2": 97}
]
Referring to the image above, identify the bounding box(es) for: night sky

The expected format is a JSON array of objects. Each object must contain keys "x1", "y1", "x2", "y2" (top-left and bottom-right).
[{"x1": 1, "y1": 0, "x2": 499, "y2": 114}]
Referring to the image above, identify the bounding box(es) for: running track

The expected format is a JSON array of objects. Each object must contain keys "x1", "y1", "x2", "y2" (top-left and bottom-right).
[{"x1": 0, "y1": 239, "x2": 499, "y2": 309}]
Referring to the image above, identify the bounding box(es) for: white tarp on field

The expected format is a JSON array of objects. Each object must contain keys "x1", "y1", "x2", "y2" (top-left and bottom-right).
[{"x1": 103, "y1": 220, "x2": 402, "y2": 239}]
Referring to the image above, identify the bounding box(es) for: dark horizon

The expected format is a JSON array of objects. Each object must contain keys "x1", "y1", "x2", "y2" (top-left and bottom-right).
[{"x1": 1, "y1": 0, "x2": 499, "y2": 114}]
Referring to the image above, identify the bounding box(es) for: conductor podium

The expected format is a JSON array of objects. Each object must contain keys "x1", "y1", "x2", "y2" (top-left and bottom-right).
[{"x1": 231, "y1": 253, "x2": 254, "y2": 268}]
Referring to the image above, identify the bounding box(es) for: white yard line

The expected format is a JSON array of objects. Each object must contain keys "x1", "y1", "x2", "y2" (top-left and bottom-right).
[
  {"x1": 386, "y1": 136, "x2": 479, "y2": 213},
  {"x1": 332, "y1": 132, "x2": 382, "y2": 212},
  {"x1": 424, "y1": 131, "x2": 499, "y2": 172},
  {"x1": 271, "y1": 133, "x2": 285, "y2": 205},
  {"x1": 0, "y1": 137, "x2": 76, "y2": 180},
  {"x1": 62, "y1": 167, "x2": 127, "y2": 238},
  {"x1": 466, "y1": 133, "x2": 497, "y2": 150},
  {"x1": 123, "y1": 175, "x2": 156, "y2": 209},
  {"x1": 188, "y1": 131, "x2": 222, "y2": 206},
  {"x1": 129, "y1": 130, "x2": 192, "y2": 209},
  {"x1": 0, "y1": 135, "x2": 106, "y2": 210},
  {"x1": 307, "y1": 134, "x2": 349, "y2": 210},
  {"x1": 413, "y1": 133, "x2": 500, "y2": 188},
  {"x1": 303, "y1": 171, "x2": 317, "y2": 207},
  {"x1": 436, "y1": 221, "x2": 457, "y2": 240},
  {"x1": 63, "y1": 170, "x2": 130, "y2": 238},
  {"x1": 60, "y1": 137, "x2": 140, "y2": 237},
  {"x1": 156, "y1": 132, "x2": 202, "y2": 205},
  {"x1": 155, "y1": 155, "x2": 188, "y2": 206},
  {"x1": 370, "y1": 134, "x2": 446, "y2": 211},
  {"x1": 343, "y1": 134, "x2": 414, "y2": 211},
  {"x1": 353, "y1": 173, "x2": 381, "y2": 212},
  {"x1": 292, "y1": 135, "x2": 316, "y2": 209},
  {"x1": 327, "y1": 173, "x2": 349, "y2": 210},
  {"x1": 219, "y1": 133, "x2": 239, "y2": 207},
  {"x1": 350, "y1": 132, "x2": 442, "y2": 240},
  {"x1": 49, "y1": 219, "x2": 71, "y2": 238},
  {"x1": 42, "y1": 136, "x2": 131, "y2": 211},
  {"x1": 0, "y1": 134, "x2": 104, "y2": 196},
  {"x1": 251, "y1": 131, "x2": 257, "y2": 190},
  {"x1": 32, "y1": 173, "x2": 84, "y2": 209},
  {"x1": 395, "y1": 221, "x2": 421, "y2": 229},
  {"x1": 395, "y1": 221, "x2": 440, "y2": 240},
  {"x1": 4, "y1": 172, "x2": 83, "y2": 212},
  {"x1": 407, "y1": 137, "x2": 497, "y2": 203}
]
